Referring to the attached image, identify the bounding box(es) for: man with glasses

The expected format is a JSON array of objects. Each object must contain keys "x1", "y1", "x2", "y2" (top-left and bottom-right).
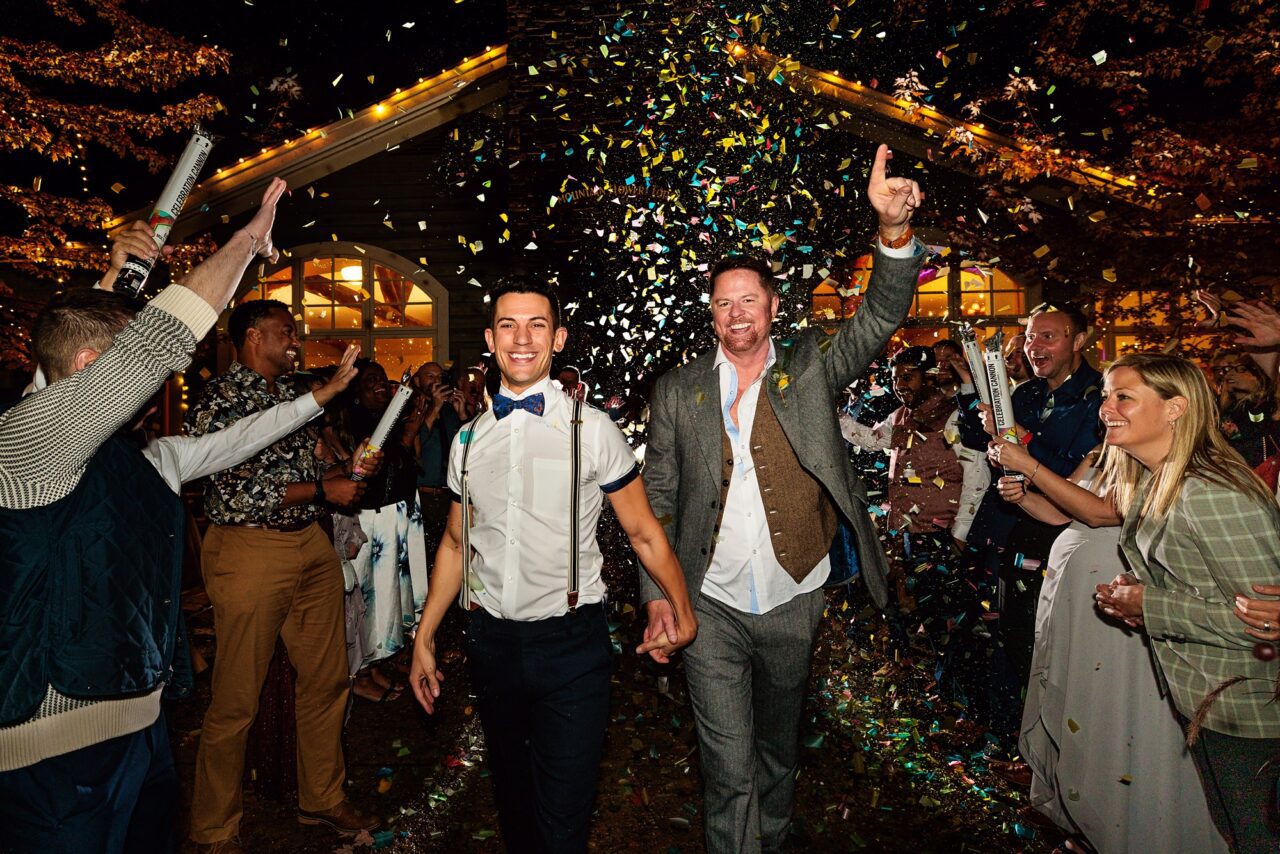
[{"x1": 952, "y1": 303, "x2": 1104, "y2": 765}]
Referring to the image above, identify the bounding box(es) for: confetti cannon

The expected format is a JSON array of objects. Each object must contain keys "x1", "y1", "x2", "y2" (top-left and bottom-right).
[
  {"x1": 983, "y1": 330, "x2": 1023, "y2": 482},
  {"x1": 351, "y1": 369, "x2": 415, "y2": 481},
  {"x1": 112, "y1": 126, "x2": 215, "y2": 297},
  {"x1": 958, "y1": 324, "x2": 991, "y2": 406}
]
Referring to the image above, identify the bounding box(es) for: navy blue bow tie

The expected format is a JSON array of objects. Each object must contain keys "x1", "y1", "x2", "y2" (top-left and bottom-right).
[{"x1": 493, "y1": 392, "x2": 545, "y2": 420}]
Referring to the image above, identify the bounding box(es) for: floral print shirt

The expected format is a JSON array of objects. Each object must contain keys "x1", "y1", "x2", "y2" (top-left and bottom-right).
[{"x1": 186, "y1": 361, "x2": 323, "y2": 526}]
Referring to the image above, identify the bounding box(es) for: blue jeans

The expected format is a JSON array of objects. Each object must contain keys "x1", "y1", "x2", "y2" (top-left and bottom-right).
[
  {"x1": 0, "y1": 711, "x2": 176, "y2": 854},
  {"x1": 465, "y1": 603, "x2": 612, "y2": 854}
]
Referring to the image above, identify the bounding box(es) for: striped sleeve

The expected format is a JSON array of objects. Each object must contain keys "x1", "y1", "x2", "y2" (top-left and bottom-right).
[{"x1": 0, "y1": 285, "x2": 210, "y2": 509}]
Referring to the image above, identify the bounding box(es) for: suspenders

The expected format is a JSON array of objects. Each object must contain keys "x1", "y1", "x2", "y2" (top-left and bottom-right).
[
  {"x1": 568, "y1": 397, "x2": 583, "y2": 611},
  {"x1": 456, "y1": 410, "x2": 489, "y2": 612},
  {"x1": 457, "y1": 397, "x2": 586, "y2": 613}
]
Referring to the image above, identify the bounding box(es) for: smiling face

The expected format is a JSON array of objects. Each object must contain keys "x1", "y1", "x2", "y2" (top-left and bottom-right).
[
  {"x1": 1099, "y1": 365, "x2": 1184, "y2": 465},
  {"x1": 1210, "y1": 354, "x2": 1261, "y2": 397},
  {"x1": 710, "y1": 268, "x2": 779, "y2": 358},
  {"x1": 484, "y1": 292, "x2": 567, "y2": 395},
  {"x1": 356, "y1": 363, "x2": 392, "y2": 412},
  {"x1": 1024, "y1": 311, "x2": 1085, "y2": 387},
  {"x1": 414, "y1": 361, "x2": 444, "y2": 392},
  {"x1": 249, "y1": 307, "x2": 301, "y2": 379},
  {"x1": 932, "y1": 341, "x2": 962, "y2": 384},
  {"x1": 1004, "y1": 334, "x2": 1031, "y2": 383},
  {"x1": 891, "y1": 363, "x2": 933, "y2": 409}
]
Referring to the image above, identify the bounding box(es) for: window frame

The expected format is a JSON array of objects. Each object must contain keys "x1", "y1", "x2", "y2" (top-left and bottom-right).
[{"x1": 235, "y1": 242, "x2": 450, "y2": 373}]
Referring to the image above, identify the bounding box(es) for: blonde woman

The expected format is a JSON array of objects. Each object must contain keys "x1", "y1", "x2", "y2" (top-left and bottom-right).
[
  {"x1": 987, "y1": 438, "x2": 1226, "y2": 854},
  {"x1": 1092, "y1": 352, "x2": 1280, "y2": 854}
]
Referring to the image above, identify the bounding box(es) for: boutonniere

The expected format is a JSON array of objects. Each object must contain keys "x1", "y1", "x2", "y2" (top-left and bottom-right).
[{"x1": 770, "y1": 367, "x2": 792, "y2": 401}]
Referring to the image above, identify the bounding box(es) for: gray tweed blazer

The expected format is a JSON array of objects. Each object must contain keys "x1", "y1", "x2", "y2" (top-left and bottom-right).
[{"x1": 639, "y1": 245, "x2": 924, "y2": 610}]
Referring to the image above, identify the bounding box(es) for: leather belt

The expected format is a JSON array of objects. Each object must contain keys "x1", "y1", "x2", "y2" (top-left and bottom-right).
[{"x1": 221, "y1": 519, "x2": 316, "y2": 533}]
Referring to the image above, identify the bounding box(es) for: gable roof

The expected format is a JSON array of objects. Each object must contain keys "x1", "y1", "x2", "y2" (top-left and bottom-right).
[
  {"x1": 108, "y1": 46, "x2": 508, "y2": 241},
  {"x1": 724, "y1": 43, "x2": 1160, "y2": 213}
]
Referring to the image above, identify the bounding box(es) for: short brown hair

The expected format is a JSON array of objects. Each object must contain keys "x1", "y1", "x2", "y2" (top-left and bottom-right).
[
  {"x1": 708, "y1": 255, "x2": 777, "y2": 296},
  {"x1": 1028, "y1": 301, "x2": 1089, "y2": 337},
  {"x1": 32, "y1": 289, "x2": 140, "y2": 382}
]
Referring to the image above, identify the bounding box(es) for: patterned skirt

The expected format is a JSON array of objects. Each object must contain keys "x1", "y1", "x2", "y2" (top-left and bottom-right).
[{"x1": 348, "y1": 495, "x2": 428, "y2": 668}]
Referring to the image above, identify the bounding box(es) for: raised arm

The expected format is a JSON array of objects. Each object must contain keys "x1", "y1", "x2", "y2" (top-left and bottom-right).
[
  {"x1": 180, "y1": 178, "x2": 286, "y2": 312},
  {"x1": 146, "y1": 344, "x2": 359, "y2": 490},
  {"x1": 822, "y1": 145, "x2": 925, "y2": 390},
  {"x1": 0, "y1": 179, "x2": 290, "y2": 510}
]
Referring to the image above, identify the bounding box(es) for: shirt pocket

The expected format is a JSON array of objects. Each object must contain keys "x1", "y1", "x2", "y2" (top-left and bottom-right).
[{"x1": 531, "y1": 457, "x2": 573, "y2": 511}]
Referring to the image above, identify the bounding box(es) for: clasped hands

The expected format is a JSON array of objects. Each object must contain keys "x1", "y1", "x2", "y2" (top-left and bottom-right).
[
  {"x1": 1095, "y1": 573, "x2": 1145, "y2": 628},
  {"x1": 641, "y1": 598, "x2": 699, "y2": 664}
]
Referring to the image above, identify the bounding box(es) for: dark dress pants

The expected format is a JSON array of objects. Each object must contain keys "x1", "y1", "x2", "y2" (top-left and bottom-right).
[
  {"x1": 0, "y1": 711, "x2": 176, "y2": 854},
  {"x1": 466, "y1": 603, "x2": 612, "y2": 854},
  {"x1": 1182, "y1": 717, "x2": 1280, "y2": 854},
  {"x1": 997, "y1": 516, "x2": 1066, "y2": 738}
]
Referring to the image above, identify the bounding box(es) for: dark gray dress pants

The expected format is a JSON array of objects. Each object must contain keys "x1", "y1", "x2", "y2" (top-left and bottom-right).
[{"x1": 683, "y1": 587, "x2": 825, "y2": 854}]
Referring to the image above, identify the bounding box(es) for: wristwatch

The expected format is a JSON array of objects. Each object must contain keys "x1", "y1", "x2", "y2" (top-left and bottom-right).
[{"x1": 314, "y1": 478, "x2": 327, "y2": 505}]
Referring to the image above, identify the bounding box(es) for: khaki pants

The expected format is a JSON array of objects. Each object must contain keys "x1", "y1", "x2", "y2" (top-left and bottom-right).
[{"x1": 190, "y1": 523, "x2": 349, "y2": 844}]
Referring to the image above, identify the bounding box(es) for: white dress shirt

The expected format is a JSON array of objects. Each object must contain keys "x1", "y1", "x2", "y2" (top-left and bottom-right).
[
  {"x1": 447, "y1": 378, "x2": 639, "y2": 621},
  {"x1": 701, "y1": 343, "x2": 830, "y2": 616}
]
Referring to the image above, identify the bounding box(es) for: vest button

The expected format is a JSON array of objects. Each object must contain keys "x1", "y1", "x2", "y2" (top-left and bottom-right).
[
  {"x1": 710, "y1": 500, "x2": 717, "y2": 508},
  {"x1": 722, "y1": 479, "x2": 730, "y2": 487},
  {"x1": 701, "y1": 547, "x2": 708, "y2": 555},
  {"x1": 726, "y1": 458, "x2": 733, "y2": 466}
]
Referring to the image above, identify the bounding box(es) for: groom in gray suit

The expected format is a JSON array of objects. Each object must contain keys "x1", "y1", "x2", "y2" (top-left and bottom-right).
[{"x1": 639, "y1": 144, "x2": 925, "y2": 852}]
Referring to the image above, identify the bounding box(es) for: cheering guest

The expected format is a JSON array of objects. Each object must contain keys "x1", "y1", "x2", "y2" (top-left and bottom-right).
[
  {"x1": 1208, "y1": 351, "x2": 1280, "y2": 469},
  {"x1": 1093, "y1": 352, "x2": 1280, "y2": 854},
  {"x1": 933, "y1": 338, "x2": 965, "y2": 397},
  {"x1": 840, "y1": 345, "x2": 988, "y2": 668},
  {"x1": 0, "y1": 182, "x2": 295, "y2": 852},
  {"x1": 334, "y1": 359, "x2": 428, "y2": 686},
  {"x1": 406, "y1": 362, "x2": 463, "y2": 560},
  {"x1": 1004, "y1": 333, "x2": 1032, "y2": 386},
  {"x1": 455, "y1": 366, "x2": 489, "y2": 419},
  {"x1": 989, "y1": 439, "x2": 1227, "y2": 854},
  {"x1": 967, "y1": 304, "x2": 1103, "y2": 742},
  {"x1": 186, "y1": 303, "x2": 381, "y2": 850}
]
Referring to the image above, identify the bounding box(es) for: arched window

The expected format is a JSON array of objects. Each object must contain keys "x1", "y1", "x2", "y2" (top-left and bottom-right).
[{"x1": 239, "y1": 243, "x2": 450, "y2": 378}]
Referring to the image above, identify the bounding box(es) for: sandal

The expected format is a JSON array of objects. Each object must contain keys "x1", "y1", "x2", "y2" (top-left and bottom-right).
[{"x1": 352, "y1": 676, "x2": 402, "y2": 703}]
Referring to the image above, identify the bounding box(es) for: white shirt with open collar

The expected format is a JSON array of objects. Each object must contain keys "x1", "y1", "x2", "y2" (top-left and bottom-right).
[{"x1": 447, "y1": 377, "x2": 639, "y2": 621}]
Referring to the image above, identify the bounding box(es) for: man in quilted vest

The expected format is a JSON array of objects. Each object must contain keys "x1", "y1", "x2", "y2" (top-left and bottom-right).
[{"x1": 0, "y1": 181, "x2": 293, "y2": 853}]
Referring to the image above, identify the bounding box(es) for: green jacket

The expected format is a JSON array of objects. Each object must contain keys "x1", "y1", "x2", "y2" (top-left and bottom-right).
[{"x1": 1121, "y1": 474, "x2": 1280, "y2": 739}]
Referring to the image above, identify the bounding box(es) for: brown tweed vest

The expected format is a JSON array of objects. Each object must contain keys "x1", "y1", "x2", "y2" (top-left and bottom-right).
[{"x1": 716, "y1": 388, "x2": 838, "y2": 582}]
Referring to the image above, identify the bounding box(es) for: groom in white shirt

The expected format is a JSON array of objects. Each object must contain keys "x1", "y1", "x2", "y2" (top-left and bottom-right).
[{"x1": 409, "y1": 275, "x2": 697, "y2": 853}]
